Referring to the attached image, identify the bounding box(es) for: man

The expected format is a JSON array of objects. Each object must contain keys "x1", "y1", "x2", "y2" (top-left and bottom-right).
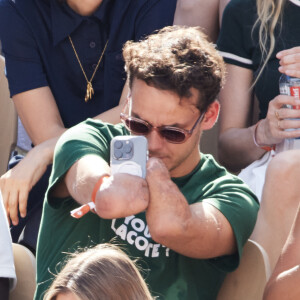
[
  {"x1": 35, "y1": 26, "x2": 259, "y2": 300},
  {"x1": 0, "y1": 0, "x2": 176, "y2": 252}
]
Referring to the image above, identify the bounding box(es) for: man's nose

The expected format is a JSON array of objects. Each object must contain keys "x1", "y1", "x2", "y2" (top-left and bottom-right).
[{"x1": 147, "y1": 129, "x2": 164, "y2": 152}]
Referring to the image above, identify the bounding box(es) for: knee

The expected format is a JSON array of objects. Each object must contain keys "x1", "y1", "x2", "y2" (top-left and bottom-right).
[
  {"x1": 266, "y1": 150, "x2": 300, "y2": 182},
  {"x1": 263, "y1": 150, "x2": 300, "y2": 209}
]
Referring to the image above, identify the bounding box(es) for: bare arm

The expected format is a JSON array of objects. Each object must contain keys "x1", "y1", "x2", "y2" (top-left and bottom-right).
[
  {"x1": 14, "y1": 79, "x2": 129, "y2": 145},
  {"x1": 1, "y1": 80, "x2": 128, "y2": 224},
  {"x1": 145, "y1": 158, "x2": 236, "y2": 258},
  {"x1": 13, "y1": 87, "x2": 66, "y2": 145},
  {"x1": 173, "y1": 0, "x2": 220, "y2": 42},
  {"x1": 56, "y1": 154, "x2": 149, "y2": 219},
  {"x1": 218, "y1": 64, "x2": 264, "y2": 172},
  {"x1": 218, "y1": 64, "x2": 300, "y2": 172},
  {"x1": 0, "y1": 138, "x2": 56, "y2": 225},
  {"x1": 263, "y1": 203, "x2": 300, "y2": 300}
]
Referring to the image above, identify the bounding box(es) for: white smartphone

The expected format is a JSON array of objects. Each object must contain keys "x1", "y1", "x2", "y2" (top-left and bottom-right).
[{"x1": 110, "y1": 136, "x2": 148, "y2": 178}]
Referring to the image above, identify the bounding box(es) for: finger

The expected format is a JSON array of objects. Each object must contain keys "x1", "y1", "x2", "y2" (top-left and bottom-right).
[
  {"x1": 276, "y1": 118, "x2": 300, "y2": 133},
  {"x1": 277, "y1": 47, "x2": 300, "y2": 59},
  {"x1": 276, "y1": 107, "x2": 300, "y2": 120},
  {"x1": 285, "y1": 69, "x2": 300, "y2": 79},
  {"x1": 279, "y1": 62, "x2": 300, "y2": 76},
  {"x1": 279, "y1": 62, "x2": 300, "y2": 70},
  {"x1": 279, "y1": 129, "x2": 300, "y2": 140},
  {"x1": 272, "y1": 95, "x2": 300, "y2": 108},
  {"x1": 279, "y1": 53, "x2": 300, "y2": 66},
  {"x1": 18, "y1": 188, "x2": 29, "y2": 219},
  {"x1": 9, "y1": 189, "x2": 19, "y2": 226}
]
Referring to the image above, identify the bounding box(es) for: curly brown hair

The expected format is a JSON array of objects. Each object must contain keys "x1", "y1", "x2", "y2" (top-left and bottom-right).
[{"x1": 123, "y1": 26, "x2": 225, "y2": 112}]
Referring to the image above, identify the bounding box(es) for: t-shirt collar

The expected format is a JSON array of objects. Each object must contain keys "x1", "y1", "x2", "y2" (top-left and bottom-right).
[{"x1": 51, "y1": 0, "x2": 111, "y2": 46}]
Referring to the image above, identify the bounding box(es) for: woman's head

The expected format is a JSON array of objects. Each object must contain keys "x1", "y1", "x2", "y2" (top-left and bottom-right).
[{"x1": 44, "y1": 244, "x2": 153, "y2": 300}]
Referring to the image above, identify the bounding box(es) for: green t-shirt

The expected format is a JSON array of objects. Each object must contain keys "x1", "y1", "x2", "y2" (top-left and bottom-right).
[{"x1": 35, "y1": 119, "x2": 259, "y2": 300}]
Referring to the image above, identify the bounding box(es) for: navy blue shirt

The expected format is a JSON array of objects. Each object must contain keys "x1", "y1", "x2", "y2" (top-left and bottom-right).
[{"x1": 0, "y1": 0, "x2": 176, "y2": 127}]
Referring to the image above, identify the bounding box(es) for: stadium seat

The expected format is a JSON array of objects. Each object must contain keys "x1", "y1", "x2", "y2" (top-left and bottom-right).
[
  {"x1": 10, "y1": 243, "x2": 36, "y2": 300},
  {"x1": 217, "y1": 239, "x2": 271, "y2": 300}
]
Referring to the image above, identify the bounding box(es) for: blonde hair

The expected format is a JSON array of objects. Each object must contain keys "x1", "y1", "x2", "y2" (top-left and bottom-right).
[
  {"x1": 253, "y1": 0, "x2": 286, "y2": 83},
  {"x1": 44, "y1": 244, "x2": 153, "y2": 300}
]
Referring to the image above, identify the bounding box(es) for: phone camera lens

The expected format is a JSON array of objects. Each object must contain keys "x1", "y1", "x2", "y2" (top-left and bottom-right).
[
  {"x1": 114, "y1": 141, "x2": 123, "y2": 149},
  {"x1": 124, "y1": 143, "x2": 132, "y2": 153},
  {"x1": 114, "y1": 149, "x2": 123, "y2": 159}
]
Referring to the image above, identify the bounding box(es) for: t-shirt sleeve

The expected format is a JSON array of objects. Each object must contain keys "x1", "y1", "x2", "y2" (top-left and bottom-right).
[
  {"x1": 203, "y1": 174, "x2": 259, "y2": 271},
  {"x1": 188, "y1": 155, "x2": 259, "y2": 272},
  {"x1": 0, "y1": 1, "x2": 48, "y2": 97},
  {"x1": 46, "y1": 120, "x2": 128, "y2": 207},
  {"x1": 217, "y1": 0, "x2": 256, "y2": 70},
  {"x1": 202, "y1": 174, "x2": 259, "y2": 272},
  {"x1": 134, "y1": 0, "x2": 177, "y2": 41}
]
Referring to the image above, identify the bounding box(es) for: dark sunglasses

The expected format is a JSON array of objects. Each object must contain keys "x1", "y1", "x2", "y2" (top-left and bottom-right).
[{"x1": 120, "y1": 112, "x2": 205, "y2": 144}]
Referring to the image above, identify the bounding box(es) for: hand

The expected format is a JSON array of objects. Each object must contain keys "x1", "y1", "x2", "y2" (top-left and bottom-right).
[
  {"x1": 95, "y1": 173, "x2": 149, "y2": 219},
  {"x1": 145, "y1": 157, "x2": 174, "y2": 218},
  {"x1": 0, "y1": 140, "x2": 54, "y2": 225},
  {"x1": 145, "y1": 157, "x2": 194, "y2": 246},
  {"x1": 277, "y1": 47, "x2": 300, "y2": 78},
  {"x1": 256, "y1": 95, "x2": 300, "y2": 145}
]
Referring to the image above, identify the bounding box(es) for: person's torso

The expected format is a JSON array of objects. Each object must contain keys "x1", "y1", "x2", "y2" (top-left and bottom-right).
[
  {"x1": 1, "y1": 0, "x2": 176, "y2": 127},
  {"x1": 35, "y1": 154, "x2": 232, "y2": 300}
]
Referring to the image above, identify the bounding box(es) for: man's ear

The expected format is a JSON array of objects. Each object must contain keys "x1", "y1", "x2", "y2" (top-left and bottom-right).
[{"x1": 200, "y1": 100, "x2": 220, "y2": 131}]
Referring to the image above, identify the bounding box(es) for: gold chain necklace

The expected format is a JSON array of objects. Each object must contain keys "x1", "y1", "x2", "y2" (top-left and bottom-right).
[{"x1": 69, "y1": 36, "x2": 109, "y2": 102}]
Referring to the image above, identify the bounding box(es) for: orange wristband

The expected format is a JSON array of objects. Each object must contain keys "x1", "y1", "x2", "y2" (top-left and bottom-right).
[
  {"x1": 253, "y1": 120, "x2": 275, "y2": 152},
  {"x1": 91, "y1": 174, "x2": 110, "y2": 203},
  {"x1": 70, "y1": 174, "x2": 110, "y2": 219}
]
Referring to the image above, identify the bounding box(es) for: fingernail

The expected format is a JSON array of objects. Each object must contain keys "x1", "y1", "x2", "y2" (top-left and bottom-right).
[
  {"x1": 21, "y1": 213, "x2": 26, "y2": 218},
  {"x1": 277, "y1": 51, "x2": 282, "y2": 58},
  {"x1": 278, "y1": 66, "x2": 283, "y2": 72}
]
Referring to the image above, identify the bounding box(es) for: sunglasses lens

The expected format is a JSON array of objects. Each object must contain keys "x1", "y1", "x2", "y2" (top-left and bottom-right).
[
  {"x1": 125, "y1": 119, "x2": 149, "y2": 134},
  {"x1": 123, "y1": 116, "x2": 187, "y2": 143},
  {"x1": 160, "y1": 129, "x2": 186, "y2": 143}
]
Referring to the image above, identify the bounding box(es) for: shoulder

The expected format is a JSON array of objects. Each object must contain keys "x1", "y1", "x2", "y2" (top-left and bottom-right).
[
  {"x1": 200, "y1": 154, "x2": 258, "y2": 200},
  {"x1": 222, "y1": 0, "x2": 257, "y2": 24},
  {"x1": 57, "y1": 120, "x2": 127, "y2": 148},
  {"x1": 0, "y1": 0, "x2": 37, "y2": 11},
  {"x1": 224, "y1": 0, "x2": 256, "y2": 12},
  {"x1": 0, "y1": 0, "x2": 43, "y2": 28},
  {"x1": 222, "y1": 0, "x2": 257, "y2": 26},
  {"x1": 200, "y1": 154, "x2": 228, "y2": 178}
]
